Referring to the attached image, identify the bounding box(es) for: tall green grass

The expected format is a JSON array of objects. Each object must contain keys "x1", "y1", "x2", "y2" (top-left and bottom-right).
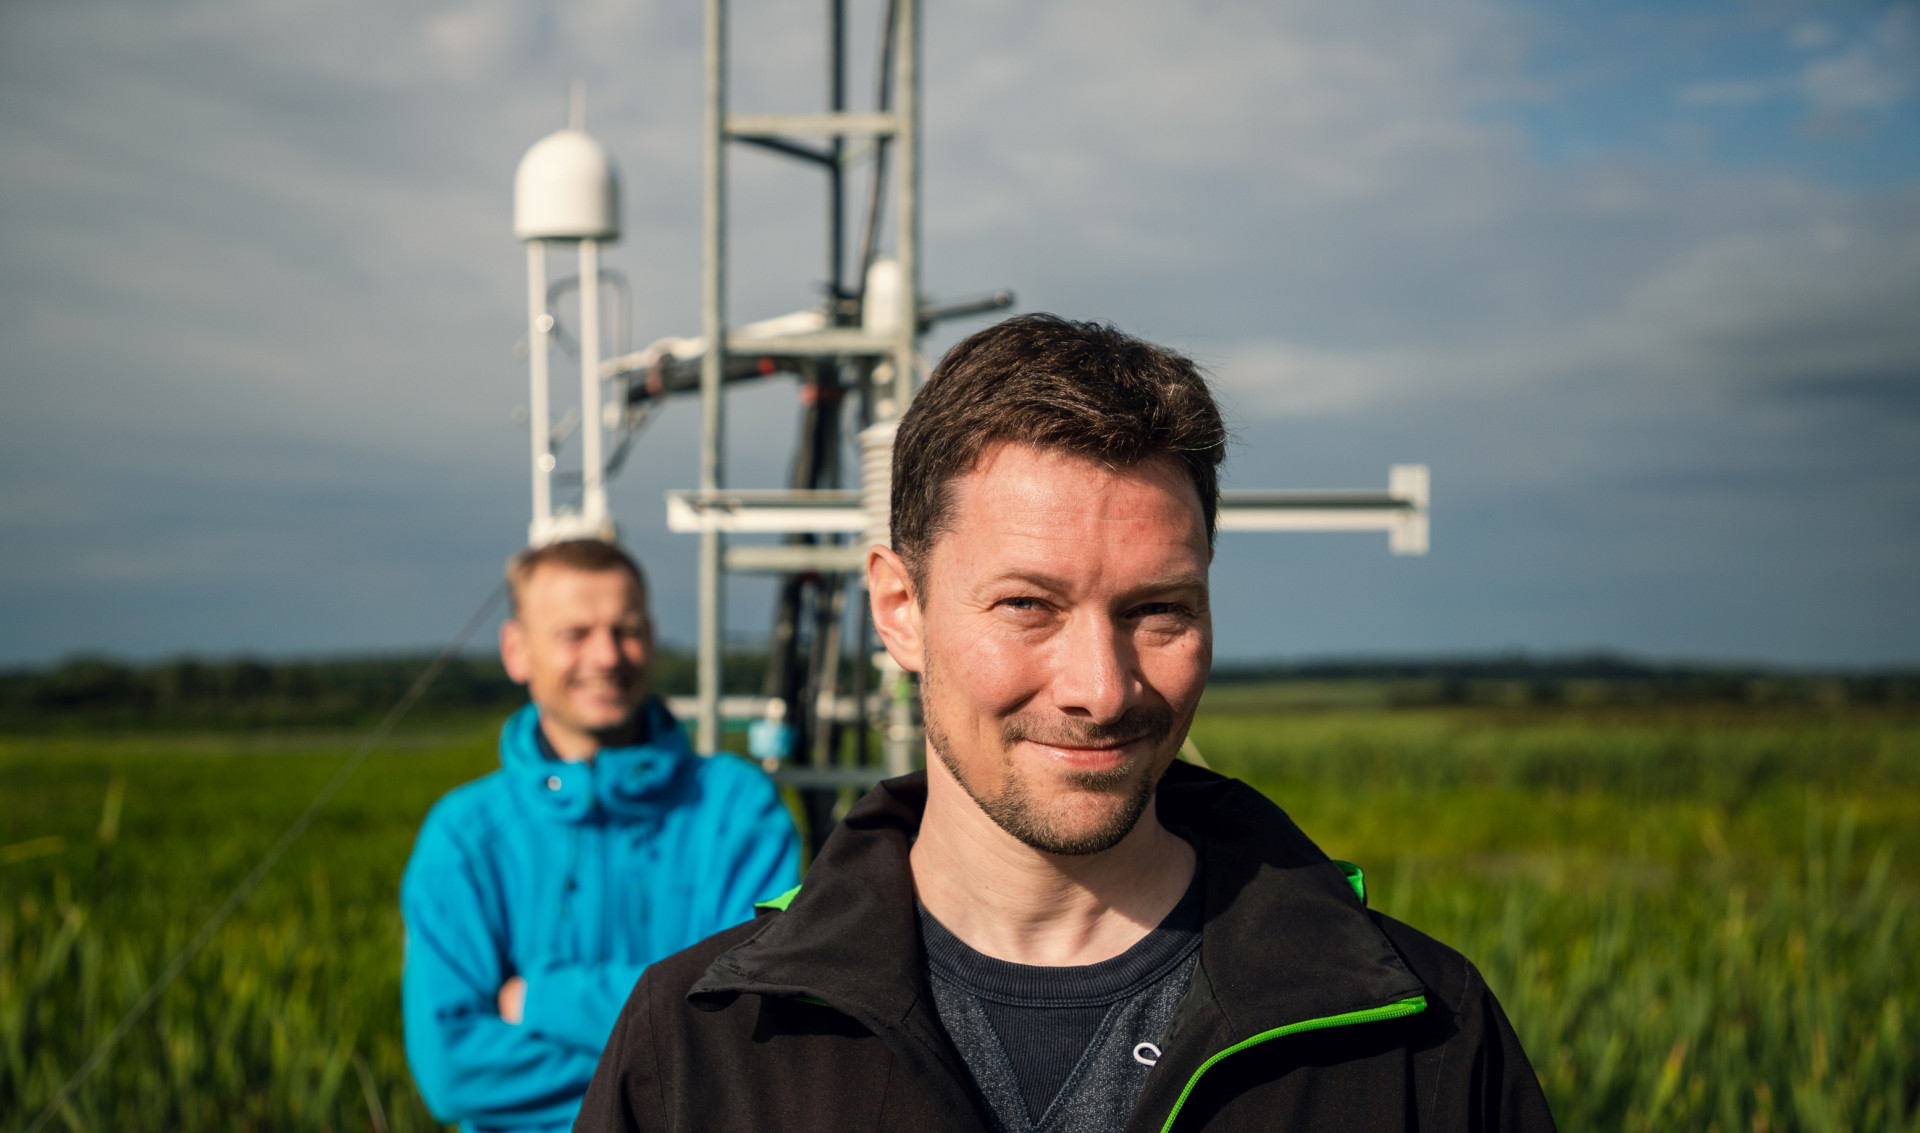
[
  {"x1": 3, "y1": 706, "x2": 1917, "y2": 1130},
  {"x1": 1, "y1": 728, "x2": 502, "y2": 1131},
  {"x1": 1193, "y1": 705, "x2": 1920, "y2": 1132}
]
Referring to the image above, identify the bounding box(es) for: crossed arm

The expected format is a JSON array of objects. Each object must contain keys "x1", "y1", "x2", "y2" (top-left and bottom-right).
[
  {"x1": 399, "y1": 772, "x2": 799, "y2": 1126},
  {"x1": 498, "y1": 975, "x2": 528, "y2": 1024},
  {"x1": 400, "y1": 851, "x2": 622, "y2": 1126}
]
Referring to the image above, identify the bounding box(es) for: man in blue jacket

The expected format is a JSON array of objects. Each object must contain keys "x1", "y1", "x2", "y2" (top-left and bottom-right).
[{"x1": 401, "y1": 538, "x2": 800, "y2": 1133}]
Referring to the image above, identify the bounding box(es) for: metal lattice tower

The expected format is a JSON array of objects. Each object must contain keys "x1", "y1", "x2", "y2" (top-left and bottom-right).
[{"x1": 512, "y1": 0, "x2": 1431, "y2": 853}]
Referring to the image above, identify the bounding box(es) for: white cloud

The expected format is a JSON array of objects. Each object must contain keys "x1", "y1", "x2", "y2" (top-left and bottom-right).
[
  {"x1": 1672, "y1": 11, "x2": 1914, "y2": 120},
  {"x1": 424, "y1": 2, "x2": 520, "y2": 78},
  {"x1": 1677, "y1": 79, "x2": 1774, "y2": 108},
  {"x1": 1215, "y1": 205, "x2": 1920, "y2": 419},
  {"x1": 1791, "y1": 20, "x2": 1837, "y2": 51},
  {"x1": 1799, "y1": 7, "x2": 1917, "y2": 113},
  {"x1": 1803, "y1": 46, "x2": 1912, "y2": 111},
  {"x1": 1, "y1": 0, "x2": 1916, "y2": 661}
]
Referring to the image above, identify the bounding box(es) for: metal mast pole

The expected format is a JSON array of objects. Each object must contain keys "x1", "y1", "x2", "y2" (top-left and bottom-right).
[
  {"x1": 579, "y1": 237, "x2": 607, "y2": 528},
  {"x1": 527, "y1": 241, "x2": 552, "y2": 539},
  {"x1": 828, "y1": 0, "x2": 846, "y2": 304},
  {"x1": 880, "y1": 0, "x2": 921, "y2": 775},
  {"x1": 697, "y1": 0, "x2": 728, "y2": 755},
  {"x1": 892, "y1": 0, "x2": 920, "y2": 412}
]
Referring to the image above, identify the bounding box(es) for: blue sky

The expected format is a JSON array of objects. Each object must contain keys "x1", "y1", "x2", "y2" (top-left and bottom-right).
[
  {"x1": 0, "y1": 0, "x2": 1915, "y2": 667},
  {"x1": 1508, "y1": 1, "x2": 1918, "y2": 181}
]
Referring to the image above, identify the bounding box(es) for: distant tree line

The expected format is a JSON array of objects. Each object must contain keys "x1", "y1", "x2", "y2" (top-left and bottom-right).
[
  {"x1": 1, "y1": 650, "x2": 1912, "y2": 731},
  {"x1": 1208, "y1": 653, "x2": 1920, "y2": 708},
  {"x1": 0, "y1": 650, "x2": 767, "y2": 731}
]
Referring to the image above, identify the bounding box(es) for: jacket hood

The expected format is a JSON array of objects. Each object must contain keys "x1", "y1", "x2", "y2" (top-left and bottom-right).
[
  {"x1": 689, "y1": 761, "x2": 1427, "y2": 1063},
  {"x1": 498, "y1": 699, "x2": 695, "y2": 825}
]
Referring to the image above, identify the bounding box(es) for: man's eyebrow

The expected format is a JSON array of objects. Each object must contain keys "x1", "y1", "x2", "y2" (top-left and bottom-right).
[
  {"x1": 969, "y1": 568, "x2": 1071, "y2": 597},
  {"x1": 1121, "y1": 573, "x2": 1210, "y2": 600},
  {"x1": 969, "y1": 569, "x2": 1209, "y2": 599}
]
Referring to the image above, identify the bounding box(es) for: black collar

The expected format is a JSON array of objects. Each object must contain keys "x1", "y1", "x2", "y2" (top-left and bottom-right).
[{"x1": 690, "y1": 763, "x2": 1427, "y2": 1128}]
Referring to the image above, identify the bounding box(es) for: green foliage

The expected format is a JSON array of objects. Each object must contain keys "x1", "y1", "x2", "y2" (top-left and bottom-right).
[
  {"x1": 0, "y1": 725, "x2": 505, "y2": 1131},
  {"x1": 10, "y1": 651, "x2": 1913, "y2": 733},
  {"x1": 1423, "y1": 815, "x2": 1918, "y2": 1133},
  {"x1": 1193, "y1": 705, "x2": 1920, "y2": 1132},
  {"x1": 1, "y1": 704, "x2": 1915, "y2": 1130},
  {"x1": 1204, "y1": 659, "x2": 1920, "y2": 709},
  {"x1": 0, "y1": 650, "x2": 785, "y2": 732},
  {"x1": 0, "y1": 656, "x2": 526, "y2": 732}
]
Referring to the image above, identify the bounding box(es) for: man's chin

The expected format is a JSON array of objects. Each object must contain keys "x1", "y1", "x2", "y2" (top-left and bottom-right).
[
  {"x1": 976, "y1": 766, "x2": 1159, "y2": 857},
  {"x1": 566, "y1": 700, "x2": 645, "y2": 735}
]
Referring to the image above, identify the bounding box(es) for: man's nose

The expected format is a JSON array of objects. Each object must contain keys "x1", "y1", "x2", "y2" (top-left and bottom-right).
[
  {"x1": 1049, "y1": 613, "x2": 1138, "y2": 723},
  {"x1": 584, "y1": 628, "x2": 624, "y2": 669}
]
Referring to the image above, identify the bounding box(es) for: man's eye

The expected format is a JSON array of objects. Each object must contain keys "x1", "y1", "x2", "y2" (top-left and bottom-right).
[
  {"x1": 1000, "y1": 597, "x2": 1047, "y2": 612},
  {"x1": 1134, "y1": 603, "x2": 1190, "y2": 620}
]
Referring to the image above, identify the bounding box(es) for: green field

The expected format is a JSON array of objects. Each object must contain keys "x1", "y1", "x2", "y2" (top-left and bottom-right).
[{"x1": 4, "y1": 700, "x2": 1917, "y2": 1131}]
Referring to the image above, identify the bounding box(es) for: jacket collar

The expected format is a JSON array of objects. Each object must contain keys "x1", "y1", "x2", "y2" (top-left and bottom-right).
[
  {"x1": 1156, "y1": 762, "x2": 1427, "y2": 1034},
  {"x1": 498, "y1": 699, "x2": 693, "y2": 825},
  {"x1": 689, "y1": 762, "x2": 1427, "y2": 1122}
]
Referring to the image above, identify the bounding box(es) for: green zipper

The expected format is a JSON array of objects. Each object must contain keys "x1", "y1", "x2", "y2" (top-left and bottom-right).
[
  {"x1": 756, "y1": 884, "x2": 802, "y2": 912},
  {"x1": 1156, "y1": 995, "x2": 1428, "y2": 1133},
  {"x1": 1331, "y1": 860, "x2": 1366, "y2": 905},
  {"x1": 750, "y1": 886, "x2": 817, "y2": 1003}
]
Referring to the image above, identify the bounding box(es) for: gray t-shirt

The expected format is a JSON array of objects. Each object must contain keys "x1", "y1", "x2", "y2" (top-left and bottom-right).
[{"x1": 918, "y1": 867, "x2": 1203, "y2": 1133}]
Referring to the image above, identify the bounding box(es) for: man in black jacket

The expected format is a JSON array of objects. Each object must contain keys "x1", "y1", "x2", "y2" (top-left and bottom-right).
[{"x1": 576, "y1": 315, "x2": 1556, "y2": 1132}]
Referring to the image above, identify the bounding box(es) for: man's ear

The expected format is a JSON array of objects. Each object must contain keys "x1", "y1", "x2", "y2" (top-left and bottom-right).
[
  {"x1": 866, "y1": 545, "x2": 925, "y2": 674},
  {"x1": 500, "y1": 618, "x2": 533, "y2": 685}
]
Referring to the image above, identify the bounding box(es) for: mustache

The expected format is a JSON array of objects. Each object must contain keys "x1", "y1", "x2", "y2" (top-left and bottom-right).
[{"x1": 1000, "y1": 703, "x2": 1175, "y2": 751}]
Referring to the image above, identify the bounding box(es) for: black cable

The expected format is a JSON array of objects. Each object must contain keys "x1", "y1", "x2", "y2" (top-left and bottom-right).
[
  {"x1": 853, "y1": 0, "x2": 900, "y2": 288},
  {"x1": 23, "y1": 582, "x2": 510, "y2": 1133}
]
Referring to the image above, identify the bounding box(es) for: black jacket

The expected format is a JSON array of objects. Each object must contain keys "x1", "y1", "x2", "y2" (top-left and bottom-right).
[{"x1": 575, "y1": 762, "x2": 1557, "y2": 1133}]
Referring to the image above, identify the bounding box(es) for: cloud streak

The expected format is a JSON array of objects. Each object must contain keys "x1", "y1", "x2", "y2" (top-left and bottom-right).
[
  {"x1": 1214, "y1": 202, "x2": 1920, "y2": 420},
  {"x1": 0, "y1": 0, "x2": 1915, "y2": 664}
]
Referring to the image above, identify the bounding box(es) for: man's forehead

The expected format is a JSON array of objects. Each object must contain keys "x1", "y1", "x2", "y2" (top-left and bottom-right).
[
  {"x1": 930, "y1": 443, "x2": 1210, "y2": 584},
  {"x1": 951, "y1": 443, "x2": 1205, "y2": 531},
  {"x1": 518, "y1": 564, "x2": 647, "y2": 613}
]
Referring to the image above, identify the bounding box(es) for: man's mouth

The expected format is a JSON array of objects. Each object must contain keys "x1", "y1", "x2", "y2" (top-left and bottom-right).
[
  {"x1": 572, "y1": 677, "x2": 633, "y2": 698},
  {"x1": 1019, "y1": 736, "x2": 1150, "y2": 772},
  {"x1": 997, "y1": 704, "x2": 1173, "y2": 775}
]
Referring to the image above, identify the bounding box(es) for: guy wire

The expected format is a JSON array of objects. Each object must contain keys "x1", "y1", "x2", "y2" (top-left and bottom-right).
[{"x1": 24, "y1": 582, "x2": 510, "y2": 1133}]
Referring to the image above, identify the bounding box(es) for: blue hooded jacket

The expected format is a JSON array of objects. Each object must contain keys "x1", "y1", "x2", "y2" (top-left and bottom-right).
[{"x1": 401, "y1": 700, "x2": 800, "y2": 1132}]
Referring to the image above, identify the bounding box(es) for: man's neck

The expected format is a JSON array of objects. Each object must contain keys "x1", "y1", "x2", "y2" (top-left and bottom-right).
[
  {"x1": 909, "y1": 756, "x2": 1197, "y2": 968},
  {"x1": 537, "y1": 706, "x2": 648, "y2": 763}
]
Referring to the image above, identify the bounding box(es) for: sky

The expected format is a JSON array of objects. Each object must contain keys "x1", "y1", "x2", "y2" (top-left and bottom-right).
[{"x1": 1, "y1": 0, "x2": 1915, "y2": 668}]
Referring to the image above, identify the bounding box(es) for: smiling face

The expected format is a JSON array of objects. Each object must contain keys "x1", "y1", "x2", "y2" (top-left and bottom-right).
[
  {"x1": 499, "y1": 564, "x2": 652, "y2": 758},
  {"x1": 872, "y1": 441, "x2": 1213, "y2": 855}
]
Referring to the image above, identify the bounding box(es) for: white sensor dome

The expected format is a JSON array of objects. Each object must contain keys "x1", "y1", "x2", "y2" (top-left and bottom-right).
[{"x1": 514, "y1": 129, "x2": 620, "y2": 241}]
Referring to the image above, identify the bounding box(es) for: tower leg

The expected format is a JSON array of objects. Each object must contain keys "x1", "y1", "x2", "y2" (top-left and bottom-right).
[
  {"x1": 579, "y1": 238, "x2": 608, "y2": 532},
  {"x1": 527, "y1": 241, "x2": 552, "y2": 543}
]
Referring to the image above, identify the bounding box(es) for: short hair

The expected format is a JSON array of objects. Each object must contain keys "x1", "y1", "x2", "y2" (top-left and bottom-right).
[
  {"x1": 506, "y1": 539, "x2": 648, "y2": 617},
  {"x1": 890, "y1": 313, "x2": 1227, "y2": 590}
]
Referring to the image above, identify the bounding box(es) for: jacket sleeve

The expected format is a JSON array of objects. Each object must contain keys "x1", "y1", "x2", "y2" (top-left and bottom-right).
[
  {"x1": 402, "y1": 819, "x2": 608, "y2": 1126},
  {"x1": 520, "y1": 960, "x2": 651, "y2": 1052},
  {"x1": 571, "y1": 971, "x2": 665, "y2": 1133},
  {"x1": 1466, "y1": 971, "x2": 1559, "y2": 1132},
  {"x1": 1377, "y1": 911, "x2": 1558, "y2": 1133},
  {"x1": 702, "y1": 761, "x2": 802, "y2": 931},
  {"x1": 523, "y1": 760, "x2": 796, "y2": 1054}
]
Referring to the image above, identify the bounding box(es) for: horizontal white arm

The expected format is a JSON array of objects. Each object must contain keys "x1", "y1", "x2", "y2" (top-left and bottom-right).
[{"x1": 663, "y1": 465, "x2": 1429, "y2": 554}]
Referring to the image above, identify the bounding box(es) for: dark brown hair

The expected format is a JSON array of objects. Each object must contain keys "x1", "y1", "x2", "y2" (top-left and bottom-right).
[
  {"x1": 890, "y1": 314, "x2": 1227, "y2": 588},
  {"x1": 506, "y1": 539, "x2": 648, "y2": 616}
]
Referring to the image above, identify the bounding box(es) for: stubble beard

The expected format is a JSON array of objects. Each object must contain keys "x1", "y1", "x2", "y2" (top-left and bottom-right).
[
  {"x1": 921, "y1": 658, "x2": 1174, "y2": 857},
  {"x1": 556, "y1": 668, "x2": 649, "y2": 746}
]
